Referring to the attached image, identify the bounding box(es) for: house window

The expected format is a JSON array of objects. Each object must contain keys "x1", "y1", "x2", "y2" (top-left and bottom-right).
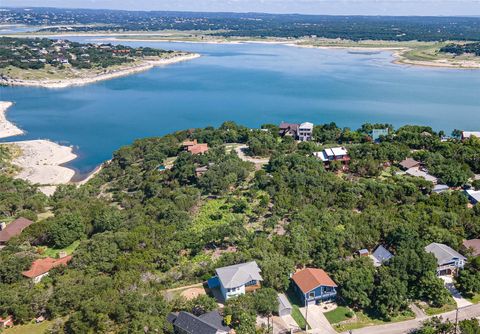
[
  {"x1": 309, "y1": 292, "x2": 315, "y2": 299},
  {"x1": 245, "y1": 280, "x2": 257, "y2": 286}
]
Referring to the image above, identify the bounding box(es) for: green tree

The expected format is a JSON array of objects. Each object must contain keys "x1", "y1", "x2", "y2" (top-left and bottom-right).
[
  {"x1": 334, "y1": 257, "x2": 375, "y2": 309},
  {"x1": 372, "y1": 268, "x2": 408, "y2": 319},
  {"x1": 255, "y1": 288, "x2": 278, "y2": 333}
]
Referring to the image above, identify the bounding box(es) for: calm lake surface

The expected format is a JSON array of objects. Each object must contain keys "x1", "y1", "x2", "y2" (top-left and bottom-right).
[{"x1": 1, "y1": 38, "x2": 479, "y2": 175}]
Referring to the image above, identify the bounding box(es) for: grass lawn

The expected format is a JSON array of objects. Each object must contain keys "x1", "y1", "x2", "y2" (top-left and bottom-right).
[
  {"x1": 324, "y1": 306, "x2": 354, "y2": 324},
  {"x1": 285, "y1": 287, "x2": 308, "y2": 330},
  {"x1": 468, "y1": 293, "x2": 480, "y2": 304},
  {"x1": 4, "y1": 321, "x2": 53, "y2": 334},
  {"x1": 333, "y1": 310, "x2": 415, "y2": 332},
  {"x1": 417, "y1": 297, "x2": 456, "y2": 316},
  {"x1": 40, "y1": 241, "x2": 80, "y2": 258}
]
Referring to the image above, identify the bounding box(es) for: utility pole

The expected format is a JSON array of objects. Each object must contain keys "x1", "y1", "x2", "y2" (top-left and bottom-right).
[
  {"x1": 305, "y1": 298, "x2": 309, "y2": 332},
  {"x1": 454, "y1": 306, "x2": 459, "y2": 334}
]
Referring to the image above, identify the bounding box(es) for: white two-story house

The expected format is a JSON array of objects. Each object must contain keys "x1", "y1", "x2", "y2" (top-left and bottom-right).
[
  {"x1": 425, "y1": 243, "x2": 466, "y2": 276},
  {"x1": 208, "y1": 261, "x2": 263, "y2": 301}
]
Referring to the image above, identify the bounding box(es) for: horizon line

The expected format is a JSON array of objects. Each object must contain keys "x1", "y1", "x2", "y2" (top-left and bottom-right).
[{"x1": 1, "y1": 6, "x2": 480, "y2": 18}]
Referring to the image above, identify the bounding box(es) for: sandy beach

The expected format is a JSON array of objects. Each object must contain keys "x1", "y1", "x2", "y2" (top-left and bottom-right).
[
  {"x1": 0, "y1": 101, "x2": 77, "y2": 195},
  {"x1": 1, "y1": 140, "x2": 77, "y2": 196},
  {"x1": 0, "y1": 52, "x2": 200, "y2": 195},
  {"x1": 0, "y1": 53, "x2": 200, "y2": 89},
  {"x1": 0, "y1": 101, "x2": 24, "y2": 139}
]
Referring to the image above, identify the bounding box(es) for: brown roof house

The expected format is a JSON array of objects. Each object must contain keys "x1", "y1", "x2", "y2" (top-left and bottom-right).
[
  {"x1": 278, "y1": 122, "x2": 300, "y2": 138},
  {"x1": 0, "y1": 316, "x2": 13, "y2": 328},
  {"x1": 0, "y1": 217, "x2": 34, "y2": 247},
  {"x1": 182, "y1": 139, "x2": 198, "y2": 148},
  {"x1": 188, "y1": 143, "x2": 209, "y2": 155},
  {"x1": 399, "y1": 158, "x2": 420, "y2": 170},
  {"x1": 463, "y1": 239, "x2": 480, "y2": 257},
  {"x1": 292, "y1": 268, "x2": 337, "y2": 305},
  {"x1": 22, "y1": 255, "x2": 72, "y2": 283}
]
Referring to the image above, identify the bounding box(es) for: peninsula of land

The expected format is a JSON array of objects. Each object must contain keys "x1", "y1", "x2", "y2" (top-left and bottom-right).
[
  {"x1": 9, "y1": 30, "x2": 480, "y2": 69},
  {"x1": 0, "y1": 53, "x2": 200, "y2": 89},
  {"x1": 0, "y1": 101, "x2": 24, "y2": 139},
  {"x1": 0, "y1": 37, "x2": 200, "y2": 88}
]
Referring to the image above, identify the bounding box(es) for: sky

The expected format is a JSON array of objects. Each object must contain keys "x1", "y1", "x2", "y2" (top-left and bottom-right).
[{"x1": 2, "y1": 0, "x2": 480, "y2": 16}]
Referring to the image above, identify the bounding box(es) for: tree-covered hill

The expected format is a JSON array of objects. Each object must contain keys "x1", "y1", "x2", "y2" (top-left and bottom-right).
[
  {"x1": 1, "y1": 122, "x2": 480, "y2": 333},
  {"x1": 3, "y1": 7, "x2": 480, "y2": 41}
]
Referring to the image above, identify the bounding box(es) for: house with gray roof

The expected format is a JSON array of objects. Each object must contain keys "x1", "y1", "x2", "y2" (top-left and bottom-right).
[
  {"x1": 465, "y1": 189, "x2": 480, "y2": 205},
  {"x1": 207, "y1": 261, "x2": 263, "y2": 300},
  {"x1": 372, "y1": 129, "x2": 389, "y2": 142},
  {"x1": 168, "y1": 311, "x2": 232, "y2": 334},
  {"x1": 369, "y1": 245, "x2": 394, "y2": 267},
  {"x1": 425, "y1": 242, "x2": 467, "y2": 276}
]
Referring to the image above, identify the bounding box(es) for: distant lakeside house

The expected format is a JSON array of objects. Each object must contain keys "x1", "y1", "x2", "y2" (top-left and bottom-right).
[
  {"x1": 465, "y1": 189, "x2": 480, "y2": 205},
  {"x1": 463, "y1": 239, "x2": 480, "y2": 257},
  {"x1": 182, "y1": 139, "x2": 209, "y2": 155},
  {"x1": 0, "y1": 217, "x2": 34, "y2": 248},
  {"x1": 278, "y1": 122, "x2": 313, "y2": 141},
  {"x1": 168, "y1": 311, "x2": 233, "y2": 334},
  {"x1": 425, "y1": 243, "x2": 466, "y2": 276},
  {"x1": 371, "y1": 128, "x2": 389, "y2": 142},
  {"x1": 313, "y1": 147, "x2": 350, "y2": 169},
  {"x1": 398, "y1": 158, "x2": 440, "y2": 184},
  {"x1": 292, "y1": 268, "x2": 337, "y2": 305},
  {"x1": 207, "y1": 261, "x2": 263, "y2": 301},
  {"x1": 0, "y1": 316, "x2": 13, "y2": 329},
  {"x1": 22, "y1": 255, "x2": 72, "y2": 283},
  {"x1": 399, "y1": 158, "x2": 420, "y2": 170},
  {"x1": 461, "y1": 131, "x2": 480, "y2": 141}
]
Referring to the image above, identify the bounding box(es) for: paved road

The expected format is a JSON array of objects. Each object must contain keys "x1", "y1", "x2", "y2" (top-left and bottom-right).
[{"x1": 342, "y1": 303, "x2": 480, "y2": 334}]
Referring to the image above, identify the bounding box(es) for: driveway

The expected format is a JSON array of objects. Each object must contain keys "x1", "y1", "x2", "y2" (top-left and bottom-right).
[
  {"x1": 299, "y1": 305, "x2": 337, "y2": 334},
  {"x1": 441, "y1": 276, "x2": 472, "y2": 308},
  {"x1": 233, "y1": 144, "x2": 270, "y2": 169},
  {"x1": 257, "y1": 315, "x2": 299, "y2": 334}
]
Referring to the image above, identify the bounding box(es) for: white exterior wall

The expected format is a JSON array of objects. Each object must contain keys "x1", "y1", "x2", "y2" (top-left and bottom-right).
[
  {"x1": 220, "y1": 281, "x2": 246, "y2": 300},
  {"x1": 33, "y1": 272, "x2": 49, "y2": 284}
]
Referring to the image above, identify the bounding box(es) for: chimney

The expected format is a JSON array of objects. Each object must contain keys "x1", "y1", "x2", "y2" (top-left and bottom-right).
[{"x1": 0, "y1": 222, "x2": 6, "y2": 231}]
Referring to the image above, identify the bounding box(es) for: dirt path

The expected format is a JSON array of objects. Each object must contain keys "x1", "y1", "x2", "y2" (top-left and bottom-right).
[{"x1": 234, "y1": 144, "x2": 269, "y2": 169}]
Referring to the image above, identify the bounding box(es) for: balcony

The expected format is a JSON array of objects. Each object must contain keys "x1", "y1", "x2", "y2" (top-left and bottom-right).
[{"x1": 245, "y1": 282, "x2": 261, "y2": 292}]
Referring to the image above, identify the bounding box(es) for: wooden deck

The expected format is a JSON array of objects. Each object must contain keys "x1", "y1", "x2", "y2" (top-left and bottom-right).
[{"x1": 245, "y1": 282, "x2": 261, "y2": 292}]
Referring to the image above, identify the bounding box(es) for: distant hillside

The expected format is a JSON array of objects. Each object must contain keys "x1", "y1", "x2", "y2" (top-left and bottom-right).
[{"x1": 2, "y1": 7, "x2": 480, "y2": 41}]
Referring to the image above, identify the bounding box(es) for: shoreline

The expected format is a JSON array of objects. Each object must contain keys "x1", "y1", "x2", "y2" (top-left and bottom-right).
[
  {"x1": 1, "y1": 139, "x2": 77, "y2": 196},
  {"x1": 0, "y1": 101, "x2": 24, "y2": 139},
  {"x1": 97, "y1": 37, "x2": 480, "y2": 70},
  {"x1": 7, "y1": 31, "x2": 478, "y2": 69},
  {"x1": 0, "y1": 100, "x2": 99, "y2": 196},
  {"x1": 0, "y1": 52, "x2": 201, "y2": 194},
  {"x1": 0, "y1": 53, "x2": 201, "y2": 89}
]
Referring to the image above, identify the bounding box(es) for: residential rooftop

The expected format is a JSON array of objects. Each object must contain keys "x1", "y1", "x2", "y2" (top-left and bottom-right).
[{"x1": 215, "y1": 261, "x2": 262, "y2": 289}]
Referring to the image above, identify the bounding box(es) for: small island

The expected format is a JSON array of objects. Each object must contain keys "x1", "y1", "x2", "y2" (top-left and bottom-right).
[{"x1": 0, "y1": 37, "x2": 200, "y2": 88}]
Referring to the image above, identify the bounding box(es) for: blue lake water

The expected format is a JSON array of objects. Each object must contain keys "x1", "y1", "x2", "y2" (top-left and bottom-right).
[{"x1": 1, "y1": 38, "x2": 479, "y2": 175}]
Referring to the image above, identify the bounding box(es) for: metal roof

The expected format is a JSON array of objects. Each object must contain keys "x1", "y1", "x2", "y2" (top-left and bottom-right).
[
  {"x1": 216, "y1": 261, "x2": 263, "y2": 289},
  {"x1": 425, "y1": 243, "x2": 466, "y2": 266},
  {"x1": 370, "y1": 245, "x2": 393, "y2": 267},
  {"x1": 278, "y1": 293, "x2": 292, "y2": 311}
]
